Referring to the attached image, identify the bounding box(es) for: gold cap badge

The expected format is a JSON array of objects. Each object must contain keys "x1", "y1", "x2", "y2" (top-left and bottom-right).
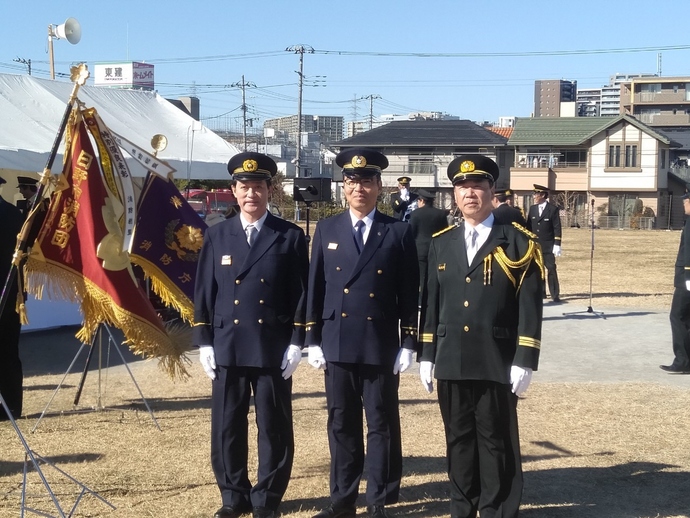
[
  {"x1": 352, "y1": 155, "x2": 367, "y2": 168},
  {"x1": 243, "y1": 159, "x2": 258, "y2": 172},
  {"x1": 460, "y1": 160, "x2": 475, "y2": 173}
]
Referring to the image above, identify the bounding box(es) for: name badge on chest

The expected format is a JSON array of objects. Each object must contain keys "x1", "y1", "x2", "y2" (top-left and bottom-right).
[
  {"x1": 328, "y1": 242, "x2": 338, "y2": 250},
  {"x1": 221, "y1": 255, "x2": 232, "y2": 266}
]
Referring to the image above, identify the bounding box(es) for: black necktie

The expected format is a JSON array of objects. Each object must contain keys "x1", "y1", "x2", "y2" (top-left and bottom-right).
[{"x1": 354, "y1": 220, "x2": 365, "y2": 254}]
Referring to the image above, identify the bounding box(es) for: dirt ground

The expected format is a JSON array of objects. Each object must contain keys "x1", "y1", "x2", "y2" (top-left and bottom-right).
[{"x1": 1, "y1": 228, "x2": 689, "y2": 518}]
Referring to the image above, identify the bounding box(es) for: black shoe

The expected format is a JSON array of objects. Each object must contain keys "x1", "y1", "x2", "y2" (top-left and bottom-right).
[
  {"x1": 252, "y1": 507, "x2": 277, "y2": 518},
  {"x1": 312, "y1": 504, "x2": 357, "y2": 518},
  {"x1": 552, "y1": 297, "x2": 561, "y2": 303},
  {"x1": 660, "y1": 364, "x2": 690, "y2": 374},
  {"x1": 215, "y1": 503, "x2": 252, "y2": 518},
  {"x1": 367, "y1": 505, "x2": 394, "y2": 518}
]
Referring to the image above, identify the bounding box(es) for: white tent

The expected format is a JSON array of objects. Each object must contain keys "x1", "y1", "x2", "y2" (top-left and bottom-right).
[
  {"x1": 0, "y1": 73, "x2": 240, "y2": 331},
  {"x1": 0, "y1": 73, "x2": 239, "y2": 182}
]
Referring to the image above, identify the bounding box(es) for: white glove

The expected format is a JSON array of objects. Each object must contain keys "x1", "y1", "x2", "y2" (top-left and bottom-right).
[
  {"x1": 419, "y1": 361, "x2": 434, "y2": 393},
  {"x1": 552, "y1": 244, "x2": 562, "y2": 257},
  {"x1": 199, "y1": 345, "x2": 217, "y2": 380},
  {"x1": 281, "y1": 345, "x2": 302, "y2": 380},
  {"x1": 393, "y1": 348, "x2": 414, "y2": 375},
  {"x1": 308, "y1": 345, "x2": 327, "y2": 370},
  {"x1": 510, "y1": 365, "x2": 533, "y2": 396},
  {"x1": 685, "y1": 280, "x2": 690, "y2": 292},
  {"x1": 400, "y1": 188, "x2": 409, "y2": 201}
]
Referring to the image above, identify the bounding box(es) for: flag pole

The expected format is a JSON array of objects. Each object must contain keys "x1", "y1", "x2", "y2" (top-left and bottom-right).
[{"x1": 0, "y1": 63, "x2": 90, "y2": 318}]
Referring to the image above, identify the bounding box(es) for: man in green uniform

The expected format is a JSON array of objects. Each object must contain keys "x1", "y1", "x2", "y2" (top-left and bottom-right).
[{"x1": 419, "y1": 155, "x2": 544, "y2": 518}]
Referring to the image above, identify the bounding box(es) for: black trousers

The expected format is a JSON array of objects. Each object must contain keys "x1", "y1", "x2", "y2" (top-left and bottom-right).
[
  {"x1": 669, "y1": 286, "x2": 690, "y2": 369},
  {"x1": 324, "y1": 361, "x2": 402, "y2": 508},
  {"x1": 0, "y1": 303, "x2": 22, "y2": 420},
  {"x1": 542, "y1": 251, "x2": 560, "y2": 300},
  {"x1": 211, "y1": 366, "x2": 294, "y2": 511},
  {"x1": 437, "y1": 379, "x2": 522, "y2": 518}
]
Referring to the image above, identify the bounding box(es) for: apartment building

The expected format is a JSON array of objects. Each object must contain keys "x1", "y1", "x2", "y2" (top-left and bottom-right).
[
  {"x1": 620, "y1": 76, "x2": 690, "y2": 127},
  {"x1": 534, "y1": 79, "x2": 577, "y2": 117}
]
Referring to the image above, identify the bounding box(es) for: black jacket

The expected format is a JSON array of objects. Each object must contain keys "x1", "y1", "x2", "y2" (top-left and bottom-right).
[
  {"x1": 526, "y1": 202, "x2": 562, "y2": 253},
  {"x1": 193, "y1": 212, "x2": 309, "y2": 367},
  {"x1": 420, "y1": 221, "x2": 543, "y2": 383}
]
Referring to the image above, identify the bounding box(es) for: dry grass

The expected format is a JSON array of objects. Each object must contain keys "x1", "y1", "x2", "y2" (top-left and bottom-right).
[{"x1": 1, "y1": 228, "x2": 689, "y2": 518}]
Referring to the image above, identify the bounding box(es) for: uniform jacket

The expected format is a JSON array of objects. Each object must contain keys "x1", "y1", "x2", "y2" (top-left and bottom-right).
[
  {"x1": 193, "y1": 212, "x2": 309, "y2": 367},
  {"x1": 306, "y1": 210, "x2": 419, "y2": 366},
  {"x1": 409, "y1": 205, "x2": 450, "y2": 262},
  {"x1": 420, "y1": 221, "x2": 543, "y2": 383},
  {"x1": 390, "y1": 191, "x2": 419, "y2": 221},
  {"x1": 0, "y1": 196, "x2": 23, "y2": 290},
  {"x1": 674, "y1": 217, "x2": 690, "y2": 288},
  {"x1": 493, "y1": 203, "x2": 527, "y2": 227},
  {"x1": 527, "y1": 202, "x2": 561, "y2": 253}
]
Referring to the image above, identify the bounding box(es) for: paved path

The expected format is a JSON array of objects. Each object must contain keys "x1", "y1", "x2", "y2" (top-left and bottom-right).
[{"x1": 19, "y1": 300, "x2": 689, "y2": 388}]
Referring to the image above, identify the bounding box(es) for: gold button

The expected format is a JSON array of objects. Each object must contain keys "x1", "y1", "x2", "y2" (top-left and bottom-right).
[
  {"x1": 369, "y1": 293, "x2": 375, "y2": 298},
  {"x1": 260, "y1": 278, "x2": 265, "y2": 283},
  {"x1": 235, "y1": 279, "x2": 241, "y2": 285},
  {"x1": 258, "y1": 319, "x2": 263, "y2": 324},
  {"x1": 367, "y1": 316, "x2": 373, "y2": 321},
  {"x1": 464, "y1": 301, "x2": 469, "y2": 307},
  {"x1": 344, "y1": 288, "x2": 349, "y2": 294},
  {"x1": 336, "y1": 266, "x2": 342, "y2": 271},
  {"x1": 465, "y1": 277, "x2": 471, "y2": 283},
  {"x1": 259, "y1": 300, "x2": 265, "y2": 304},
  {"x1": 464, "y1": 325, "x2": 469, "y2": 332},
  {"x1": 234, "y1": 300, "x2": 240, "y2": 305},
  {"x1": 341, "y1": 312, "x2": 348, "y2": 318},
  {"x1": 234, "y1": 319, "x2": 240, "y2": 325},
  {"x1": 377, "y1": 269, "x2": 383, "y2": 274}
]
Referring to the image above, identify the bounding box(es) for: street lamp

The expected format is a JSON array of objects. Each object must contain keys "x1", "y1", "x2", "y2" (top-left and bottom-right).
[{"x1": 48, "y1": 17, "x2": 81, "y2": 80}]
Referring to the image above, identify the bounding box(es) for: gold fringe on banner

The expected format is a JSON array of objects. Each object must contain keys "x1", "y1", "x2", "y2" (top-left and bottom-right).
[
  {"x1": 25, "y1": 257, "x2": 191, "y2": 380},
  {"x1": 129, "y1": 255, "x2": 194, "y2": 324}
]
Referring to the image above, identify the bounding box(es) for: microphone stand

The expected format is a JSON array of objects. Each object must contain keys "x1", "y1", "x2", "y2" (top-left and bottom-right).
[{"x1": 563, "y1": 197, "x2": 605, "y2": 318}]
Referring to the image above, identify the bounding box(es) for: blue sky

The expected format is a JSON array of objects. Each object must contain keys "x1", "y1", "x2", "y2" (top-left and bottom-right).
[{"x1": 2, "y1": 0, "x2": 690, "y2": 134}]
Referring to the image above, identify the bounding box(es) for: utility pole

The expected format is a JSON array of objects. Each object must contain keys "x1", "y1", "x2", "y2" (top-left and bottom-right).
[
  {"x1": 230, "y1": 75, "x2": 256, "y2": 151},
  {"x1": 363, "y1": 94, "x2": 381, "y2": 130},
  {"x1": 286, "y1": 44, "x2": 314, "y2": 178},
  {"x1": 13, "y1": 57, "x2": 31, "y2": 75}
]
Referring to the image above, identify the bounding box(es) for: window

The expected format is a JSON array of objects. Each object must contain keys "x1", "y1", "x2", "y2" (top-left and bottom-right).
[
  {"x1": 608, "y1": 145, "x2": 621, "y2": 167},
  {"x1": 625, "y1": 145, "x2": 638, "y2": 168}
]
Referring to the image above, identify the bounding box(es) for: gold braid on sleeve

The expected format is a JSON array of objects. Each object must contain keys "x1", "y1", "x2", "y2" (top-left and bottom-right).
[{"x1": 492, "y1": 239, "x2": 545, "y2": 290}]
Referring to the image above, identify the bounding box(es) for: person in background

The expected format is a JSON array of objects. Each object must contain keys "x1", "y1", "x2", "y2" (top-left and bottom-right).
[
  {"x1": 527, "y1": 184, "x2": 562, "y2": 302},
  {"x1": 419, "y1": 155, "x2": 543, "y2": 518},
  {"x1": 0, "y1": 175, "x2": 25, "y2": 420},
  {"x1": 307, "y1": 148, "x2": 419, "y2": 518},
  {"x1": 390, "y1": 176, "x2": 418, "y2": 221},
  {"x1": 194, "y1": 152, "x2": 309, "y2": 518},
  {"x1": 409, "y1": 188, "x2": 449, "y2": 302},
  {"x1": 493, "y1": 188, "x2": 527, "y2": 226},
  {"x1": 660, "y1": 190, "x2": 690, "y2": 374}
]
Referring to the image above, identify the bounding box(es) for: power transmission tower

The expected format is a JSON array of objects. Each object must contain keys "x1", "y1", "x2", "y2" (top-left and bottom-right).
[
  {"x1": 286, "y1": 44, "x2": 314, "y2": 177},
  {"x1": 231, "y1": 75, "x2": 256, "y2": 151}
]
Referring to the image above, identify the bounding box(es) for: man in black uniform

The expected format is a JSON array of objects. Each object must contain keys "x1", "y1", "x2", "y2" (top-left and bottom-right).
[
  {"x1": 409, "y1": 189, "x2": 449, "y2": 301},
  {"x1": 526, "y1": 184, "x2": 562, "y2": 302},
  {"x1": 661, "y1": 190, "x2": 690, "y2": 374},
  {"x1": 493, "y1": 189, "x2": 526, "y2": 226},
  {"x1": 194, "y1": 152, "x2": 309, "y2": 518},
  {"x1": 0, "y1": 175, "x2": 24, "y2": 420},
  {"x1": 419, "y1": 155, "x2": 543, "y2": 518},
  {"x1": 389, "y1": 176, "x2": 418, "y2": 221},
  {"x1": 307, "y1": 148, "x2": 419, "y2": 518}
]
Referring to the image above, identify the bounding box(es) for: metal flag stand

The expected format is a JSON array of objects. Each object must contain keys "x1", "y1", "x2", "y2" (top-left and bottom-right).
[
  {"x1": 31, "y1": 322, "x2": 161, "y2": 433},
  {"x1": 563, "y1": 197, "x2": 605, "y2": 319},
  {"x1": 1, "y1": 395, "x2": 116, "y2": 517}
]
